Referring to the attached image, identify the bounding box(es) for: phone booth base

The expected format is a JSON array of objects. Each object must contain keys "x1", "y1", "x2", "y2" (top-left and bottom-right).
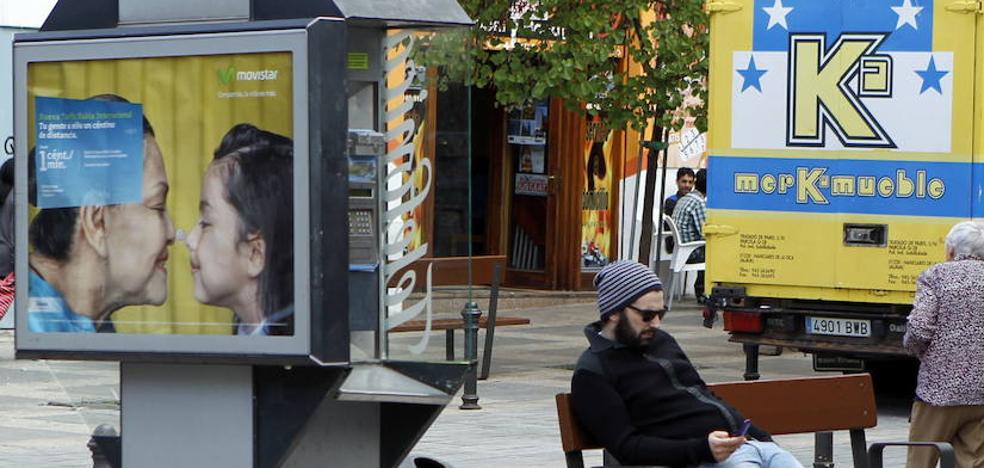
[{"x1": 120, "y1": 362, "x2": 465, "y2": 467}]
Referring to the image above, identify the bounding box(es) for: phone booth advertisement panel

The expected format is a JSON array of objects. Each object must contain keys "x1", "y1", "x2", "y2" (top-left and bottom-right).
[{"x1": 14, "y1": 25, "x2": 350, "y2": 364}]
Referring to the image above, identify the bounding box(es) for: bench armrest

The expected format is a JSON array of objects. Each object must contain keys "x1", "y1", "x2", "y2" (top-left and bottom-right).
[{"x1": 868, "y1": 441, "x2": 954, "y2": 468}]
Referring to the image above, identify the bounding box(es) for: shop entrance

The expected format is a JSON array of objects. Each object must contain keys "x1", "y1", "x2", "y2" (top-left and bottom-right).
[
  {"x1": 504, "y1": 100, "x2": 567, "y2": 289},
  {"x1": 428, "y1": 89, "x2": 602, "y2": 290},
  {"x1": 496, "y1": 98, "x2": 612, "y2": 290}
]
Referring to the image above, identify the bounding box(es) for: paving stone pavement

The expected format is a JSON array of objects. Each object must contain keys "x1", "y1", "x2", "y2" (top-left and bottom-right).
[
  {"x1": 0, "y1": 298, "x2": 914, "y2": 467},
  {"x1": 0, "y1": 331, "x2": 118, "y2": 468},
  {"x1": 399, "y1": 300, "x2": 914, "y2": 468}
]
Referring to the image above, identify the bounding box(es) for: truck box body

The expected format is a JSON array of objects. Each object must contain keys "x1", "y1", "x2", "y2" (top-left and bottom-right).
[{"x1": 706, "y1": 0, "x2": 977, "y2": 366}]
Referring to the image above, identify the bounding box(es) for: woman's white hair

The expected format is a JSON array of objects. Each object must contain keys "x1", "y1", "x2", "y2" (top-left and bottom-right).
[{"x1": 945, "y1": 221, "x2": 984, "y2": 258}]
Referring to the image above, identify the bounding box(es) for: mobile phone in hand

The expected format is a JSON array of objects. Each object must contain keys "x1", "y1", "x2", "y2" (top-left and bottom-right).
[{"x1": 735, "y1": 419, "x2": 751, "y2": 437}]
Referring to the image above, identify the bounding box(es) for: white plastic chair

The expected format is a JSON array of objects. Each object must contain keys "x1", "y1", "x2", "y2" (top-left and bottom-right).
[
  {"x1": 662, "y1": 214, "x2": 705, "y2": 309},
  {"x1": 640, "y1": 217, "x2": 673, "y2": 271}
]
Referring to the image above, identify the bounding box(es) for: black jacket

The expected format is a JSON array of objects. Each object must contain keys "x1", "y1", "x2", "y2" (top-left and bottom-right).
[{"x1": 570, "y1": 322, "x2": 770, "y2": 467}]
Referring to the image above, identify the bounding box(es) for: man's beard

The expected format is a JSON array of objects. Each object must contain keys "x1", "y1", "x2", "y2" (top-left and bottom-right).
[{"x1": 615, "y1": 314, "x2": 655, "y2": 349}]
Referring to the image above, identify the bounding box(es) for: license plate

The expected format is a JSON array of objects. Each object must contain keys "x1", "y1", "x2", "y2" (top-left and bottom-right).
[{"x1": 805, "y1": 316, "x2": 871, "y2": 337}]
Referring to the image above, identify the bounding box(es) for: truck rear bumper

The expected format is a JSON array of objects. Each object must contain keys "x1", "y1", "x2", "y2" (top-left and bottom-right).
[
  {"x1": 709, "y1": 286, "x2": 912, "y2": 359},
  {"x1": 727, "y1": 333, "x2": 908, "y2": 358}
]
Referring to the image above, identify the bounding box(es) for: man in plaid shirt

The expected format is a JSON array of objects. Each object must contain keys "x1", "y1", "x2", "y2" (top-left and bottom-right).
[{"x1": 672, "y1": 169, "x2": 707, "y2": 300}]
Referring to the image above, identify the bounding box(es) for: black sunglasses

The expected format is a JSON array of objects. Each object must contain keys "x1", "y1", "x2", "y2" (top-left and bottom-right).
[{"x1": 625, "y1": 304, "x2": 667, "y2": 322}]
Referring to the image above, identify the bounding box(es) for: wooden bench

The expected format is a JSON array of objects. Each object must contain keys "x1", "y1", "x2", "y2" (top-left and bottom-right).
[
  {"x1": 556, "y1": 373, "x2": 954, "y2": 468},
  {"x1": 390, "y1": 315, "x2": 531, "y2": 362},
  {"x1": 388, "y1": 255, "x2": 530, "y2": 379}
]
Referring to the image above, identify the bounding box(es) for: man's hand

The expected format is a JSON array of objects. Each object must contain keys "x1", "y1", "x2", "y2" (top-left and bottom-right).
[{"x1": 707, "y1": 430, "x2": 746, "y2": 462}]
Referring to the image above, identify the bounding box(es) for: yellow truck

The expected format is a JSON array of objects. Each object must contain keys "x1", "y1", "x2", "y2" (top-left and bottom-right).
[{"x1": 705, "y1": 0, "x2": 977, "y2": 378}]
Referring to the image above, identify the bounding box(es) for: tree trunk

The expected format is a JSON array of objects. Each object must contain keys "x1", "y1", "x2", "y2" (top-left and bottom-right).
[{"x1": 637, "y1": 121, "x2": 665, "y2": 266}]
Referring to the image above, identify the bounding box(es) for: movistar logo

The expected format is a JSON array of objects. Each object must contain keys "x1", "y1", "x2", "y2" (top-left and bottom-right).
[
  {"x1": 217, "y1": 66, "x2": 279, "y2": 85},
  {"x1": 218, "y1": 66, "x2": 236, "y2": 85}
]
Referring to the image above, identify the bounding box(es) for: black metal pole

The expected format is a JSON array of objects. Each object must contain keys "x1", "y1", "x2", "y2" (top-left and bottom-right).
[
  {"x1": 459, "y1": 301, "x2": 482, "y2": 409},
  {"x1": 637, "y1": 126, "x2": 664, "y2": 266},
  {"x1": 459, "y1": 58, "x2": 481, "y2": 411}
]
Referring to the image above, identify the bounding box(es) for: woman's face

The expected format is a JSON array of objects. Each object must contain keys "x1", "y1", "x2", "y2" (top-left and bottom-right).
[
  {"x1": 104, "y1": 136, "x2": 175, "y2": 306},
  {"x1": 186, "y1": 162, "x2": 257, "y2": 311}
]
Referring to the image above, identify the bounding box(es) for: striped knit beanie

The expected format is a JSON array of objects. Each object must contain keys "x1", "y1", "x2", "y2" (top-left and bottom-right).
[{"x1": 594, "y1": 261, "x2": 663, "y2": 319}]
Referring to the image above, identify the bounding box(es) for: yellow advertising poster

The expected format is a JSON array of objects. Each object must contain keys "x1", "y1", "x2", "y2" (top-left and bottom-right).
[
  {"x1": 582, "y1": 115, "x2": 615, "y2": 270},
  {"x1": 706, "y1": 0, "x2": 974, "y2": 302},
  {"x1": 405, "y1": 108, "x2": 429, "y2": 252},
  {"x1": 385, "y1": 33, "x2": 431, "y2": 254},
  {"x1": 26, "y1": 52, "x2": 295, "y2": 334}
]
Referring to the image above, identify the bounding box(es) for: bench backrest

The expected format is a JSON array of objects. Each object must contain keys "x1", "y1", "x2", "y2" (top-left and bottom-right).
[
  {"x1": 707, "y1": 373, "x2": 876, "y2": 435},
  {"x1": 555, "y1": 373, "x2": 876, "y2": 455}
]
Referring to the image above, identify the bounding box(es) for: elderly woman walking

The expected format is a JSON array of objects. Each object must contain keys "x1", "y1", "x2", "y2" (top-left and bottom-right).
[{"x1": 904, "y1": 221, "x2": 984, "y2": 468}]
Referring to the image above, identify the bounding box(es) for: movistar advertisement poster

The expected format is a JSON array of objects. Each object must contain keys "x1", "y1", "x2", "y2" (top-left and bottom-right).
[{"x1": 26, "y1": 52, "x2": 295, "y2": 335}]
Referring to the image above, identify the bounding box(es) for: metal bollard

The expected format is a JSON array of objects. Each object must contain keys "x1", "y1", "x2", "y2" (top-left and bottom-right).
[{"x1": 459, "y1": 301, "x2": 482, "y2": 410}]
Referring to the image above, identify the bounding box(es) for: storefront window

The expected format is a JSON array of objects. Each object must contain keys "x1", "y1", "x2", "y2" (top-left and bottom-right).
[
  {"x1": 432, "y1": 84, "x2": 490, "y2": 258},
  {"x1": 380, "y1": 28, "x2": 476, "y2": 361}
]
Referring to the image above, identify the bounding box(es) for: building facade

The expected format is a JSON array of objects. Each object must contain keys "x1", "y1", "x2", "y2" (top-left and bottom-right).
[{"x1": 403, "y1": 34, "x2": 705, "y2": 290}]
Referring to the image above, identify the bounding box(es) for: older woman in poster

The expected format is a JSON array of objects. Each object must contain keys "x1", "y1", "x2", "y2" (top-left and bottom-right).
[
  {"x1": 904, "y1": 220, "x2": 984, "y2": 468},
  {"x1": 186, "y1": 124, "x2": 295, "y2": 336},
  {"x1": 28, "y1": 95, "x2": 176, "y2": 333}
]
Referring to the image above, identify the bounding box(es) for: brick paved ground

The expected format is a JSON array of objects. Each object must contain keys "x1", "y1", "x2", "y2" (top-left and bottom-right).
[
  {"x1": 0, "y1": 298, "x2": 913, "y2": 467},
  {"x1": 400, "y1": 300, "x2": 913, "y2": 468}
]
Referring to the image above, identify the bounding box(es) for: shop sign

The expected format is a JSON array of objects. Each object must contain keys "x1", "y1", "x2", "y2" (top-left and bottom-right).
[
  {"x1": 480, "y1": 0, "x2": 566, "y2": 41},
  {"x1": 515, "y1": 173, "x2": 548, "y2": 196}
]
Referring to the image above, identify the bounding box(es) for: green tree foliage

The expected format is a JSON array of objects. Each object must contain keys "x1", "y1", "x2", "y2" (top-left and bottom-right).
[{"x1": 414, "y1": 0, "x2": 710, "y2": 133}]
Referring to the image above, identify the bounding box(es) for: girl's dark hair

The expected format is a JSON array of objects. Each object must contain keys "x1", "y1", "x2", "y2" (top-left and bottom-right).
[
  {"x1": 0, "y1": 158, "x2": 14, "y2": 207},
  {"x1": 213, "y1": 124, "x2": 294, "y2": 335},
  {"x1": 29, "y1": 94, "x2": 154, "y2": 261},
  {"x1": 215, "y1": 123, "x2": 291, "y2": 157}
]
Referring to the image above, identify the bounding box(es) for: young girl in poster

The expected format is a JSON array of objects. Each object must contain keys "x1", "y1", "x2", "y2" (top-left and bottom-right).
[{"x1": 186, "y1": 124, "x2": 295, "y2": 336}]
